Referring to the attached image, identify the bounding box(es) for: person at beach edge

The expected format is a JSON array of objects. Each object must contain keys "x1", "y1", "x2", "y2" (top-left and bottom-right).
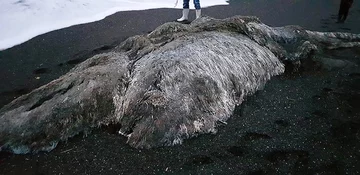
[
  {"x1": 338, "y1": 0, "x2": 354, "y2": 23},
  {"x1": 177, "y1": 0, "x2": 201, "y2": 22}
]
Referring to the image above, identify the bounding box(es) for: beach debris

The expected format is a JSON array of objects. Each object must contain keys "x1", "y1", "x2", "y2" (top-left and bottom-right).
[{"x1": 60, "y1": 148, "x2": 75, "y2": 154}]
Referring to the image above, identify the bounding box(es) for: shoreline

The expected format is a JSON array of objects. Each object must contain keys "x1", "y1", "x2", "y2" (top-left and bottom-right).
[
  {"x1": 0, "y1": 0, "x2": 229, "y2": 51},
  {"x1": 0, "y1": 1, "x2": 359, "y2": 108}
]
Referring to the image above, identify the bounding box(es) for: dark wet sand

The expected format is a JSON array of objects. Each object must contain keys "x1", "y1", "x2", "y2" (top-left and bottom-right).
[{"x1": 1, "y1": 0, "x2": 360, "y2": 174}]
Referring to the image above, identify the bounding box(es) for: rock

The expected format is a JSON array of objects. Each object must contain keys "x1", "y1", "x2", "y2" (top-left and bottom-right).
[{"x1": 1, "y1": 16, "x2": 359, "y2": 154}]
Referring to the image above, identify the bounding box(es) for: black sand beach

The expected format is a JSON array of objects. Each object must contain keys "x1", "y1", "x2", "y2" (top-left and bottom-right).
[{"x1": 1, "y1": 0, "x2": 360, "y2": 174}]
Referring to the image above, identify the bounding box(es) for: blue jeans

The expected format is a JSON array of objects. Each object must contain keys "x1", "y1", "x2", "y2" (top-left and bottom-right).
[{"x1": 183, "y1": 0, "x2": 201, "y2": 9}]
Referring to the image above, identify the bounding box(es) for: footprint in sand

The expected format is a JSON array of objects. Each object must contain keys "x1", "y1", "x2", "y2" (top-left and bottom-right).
[
  {"x1": 227, "y1": 146, "x2": 245, "y2": 157},
  {"x1": 321, "y1": 25, "x2": 329, "y2": 29},
  {"x1": 184, "y1": 155, "x2": 214, "y2": 166},
  {"x1": 320, "y1": 18, "x2": 335, "y2": 29},
  {"x1": 339, "y1": 27, "x2": 351, "y2": 31},
  {"x1": 330, "y1": 14, "x2": 337, "y2": 20},
  {"x1": 33, "y1": 67, "x2": 50, "y2": 74}
]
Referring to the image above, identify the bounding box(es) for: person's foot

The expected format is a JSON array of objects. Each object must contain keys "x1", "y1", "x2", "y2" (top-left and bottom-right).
[
  {"x1": 195, "y1": 9, "x2": 201, "y2": 19},
  {"x1": 176, "y1": 18, "x2": 188, "y2": 22},
  {"x1": 177, "y1": 9, "x2": 189, "y2": 22},
  {"x1": 175, "y1": 20, "x2": 191, "y2": 24}
]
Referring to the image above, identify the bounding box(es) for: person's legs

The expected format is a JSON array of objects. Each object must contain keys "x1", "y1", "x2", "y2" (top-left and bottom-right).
[
  {"x1": 343, "y1": 0, "x2": 354, "y2": 22},
  {"x1": 342, "y1": 7, "x2": 350, "y2": 22},
  {"x1": 341, "y1": 0, "x2": 353, "y2": 22},
  {"x1": 338, "y1": 3, "x2": 345, "y2": 22},
  {"x1": 338, "y1": 11, "x2": 344, "y2": 22},
  {"x1": 183, "y1": 0, "x2": 190, "y2": 9},
  {"x1": 193, "y1": 0, "x2": 200, "y2": 9},
  {"x1": 194, "y1": 0, "x2": 201, "y2": 19},
  {"x1": 177, "y1": 0, "x2": 190, "y2": 22}
]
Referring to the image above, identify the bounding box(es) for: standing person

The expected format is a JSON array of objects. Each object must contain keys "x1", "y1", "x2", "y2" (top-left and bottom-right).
[
  {"x1": 177, "y1": 0, "x2": 201, "y2": 22},
  {"x1": 338, "y1": 0, "x2": 354, "y2": 23}
]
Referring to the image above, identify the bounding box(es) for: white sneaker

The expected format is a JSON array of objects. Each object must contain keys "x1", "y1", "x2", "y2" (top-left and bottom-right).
[{"x1": 177, "y1": 9, "x2": 190, "y2": 22}]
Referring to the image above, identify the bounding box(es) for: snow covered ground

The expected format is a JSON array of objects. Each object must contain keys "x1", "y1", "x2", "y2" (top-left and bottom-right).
[{"x1": 0, "y1": 0, "x2": 228, "y2": 50}]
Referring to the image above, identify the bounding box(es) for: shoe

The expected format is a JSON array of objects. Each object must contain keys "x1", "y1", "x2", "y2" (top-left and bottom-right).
[
  {"x1": 177, "y1": 9, "x2": 190, "y2": 22},
  {"x1": 196, "y1": 9, "x2": 201, "y2": 19}
]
